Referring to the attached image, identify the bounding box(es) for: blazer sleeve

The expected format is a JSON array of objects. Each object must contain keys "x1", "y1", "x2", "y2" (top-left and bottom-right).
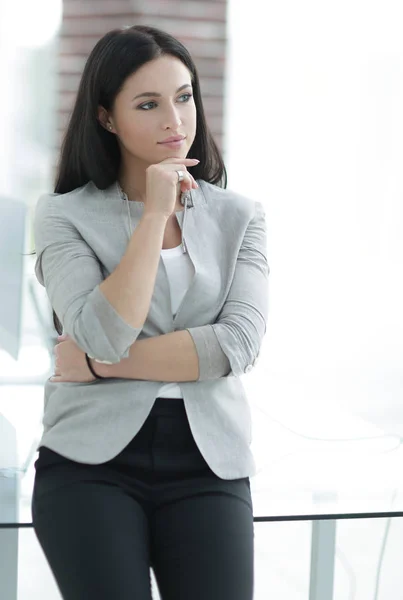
[
  {"x1": 186, "y1": 200, "x2": 269, "y2": 380},
  {"x1": 33, "y1": 194, "x2": 142, "y2": 364}
]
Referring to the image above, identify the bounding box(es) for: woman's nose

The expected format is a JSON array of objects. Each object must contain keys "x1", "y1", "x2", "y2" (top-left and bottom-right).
[{"x1": 163, "y1": 107, "x2": 182, "y2": 129}]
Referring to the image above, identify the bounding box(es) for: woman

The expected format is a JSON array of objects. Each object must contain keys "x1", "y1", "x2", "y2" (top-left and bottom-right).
[{"x1": 31, "y1": 24, "x2": 269, "y2": 600}]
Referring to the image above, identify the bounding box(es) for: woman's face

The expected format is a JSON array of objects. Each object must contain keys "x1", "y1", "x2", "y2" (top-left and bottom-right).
[{"x1": 102, "y1": 55, "x2": 197, "y2": 165}]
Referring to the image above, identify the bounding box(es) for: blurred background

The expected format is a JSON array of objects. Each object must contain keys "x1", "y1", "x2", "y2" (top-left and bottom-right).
[{"x1": 1, "y1": 0, "x2": 403, "y2": 598}]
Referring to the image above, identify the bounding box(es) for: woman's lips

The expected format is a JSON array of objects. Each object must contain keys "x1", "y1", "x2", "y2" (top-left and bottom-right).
[{"x1": 158, "y1": 138, "x2": 186, "y2": 149}]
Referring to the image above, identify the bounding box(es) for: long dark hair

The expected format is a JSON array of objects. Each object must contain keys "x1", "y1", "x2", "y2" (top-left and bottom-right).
[{"x1": 28, "y1": 25, "x2": 227, "y2": 335}]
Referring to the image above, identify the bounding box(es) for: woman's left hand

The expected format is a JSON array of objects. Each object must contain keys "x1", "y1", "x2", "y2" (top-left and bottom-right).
[{"x1": 50, "y1": 334, "x2": 96, "y2": 383}]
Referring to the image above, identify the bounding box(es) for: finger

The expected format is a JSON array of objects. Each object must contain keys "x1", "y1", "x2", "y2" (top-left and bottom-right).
[
  {"x1": 179, "y1": 172, "x2": 194, "y2": 193},
  {"x1": 183, "y1": 169, "x2": 196, "y2": 190},
  {"x1": 184, "y1": 173, "x2": 198, "y2": 189},
  {"x1": 160, "y1": 158, "x2": 199, "y2": 164},
  {"x1": 166, "y1": 164, "x2": 196, "y2": 192},
  {"x1": 172, "y1": 167, "x2": 190, "y2": 193}
]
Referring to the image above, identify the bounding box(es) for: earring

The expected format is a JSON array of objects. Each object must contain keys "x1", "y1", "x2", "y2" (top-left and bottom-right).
[{"x1": 107, "y1": 124, "x2": 112, "y2": 131}]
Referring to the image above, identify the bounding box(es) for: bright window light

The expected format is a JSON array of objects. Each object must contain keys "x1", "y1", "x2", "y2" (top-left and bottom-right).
[
  {"x1": 0, "y1": 346, "x2": 50, "y2": 377},
  {"x1": 1, "y1": 0, "x2": 63, "y2": 48}
]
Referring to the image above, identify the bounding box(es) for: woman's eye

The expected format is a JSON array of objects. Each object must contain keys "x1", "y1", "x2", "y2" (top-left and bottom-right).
[{"x1": 139, "y1": 93, "x2": 193, "y2": 111}]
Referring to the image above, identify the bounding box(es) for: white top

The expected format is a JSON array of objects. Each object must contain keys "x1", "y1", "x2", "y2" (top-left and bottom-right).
[{"x1": 159, "y1": 244, "x2": 195, "y2": 398}]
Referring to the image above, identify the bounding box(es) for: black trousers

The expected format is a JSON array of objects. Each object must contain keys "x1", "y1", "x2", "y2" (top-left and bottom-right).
[{"x1": 31, "y1": 397, "x2": 254, "y2": 600}]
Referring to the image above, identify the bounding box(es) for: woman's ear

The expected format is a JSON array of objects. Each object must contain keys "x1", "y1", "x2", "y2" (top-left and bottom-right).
[{"x1": 97, "y1": 106, "x2": 113, "y2": 132}]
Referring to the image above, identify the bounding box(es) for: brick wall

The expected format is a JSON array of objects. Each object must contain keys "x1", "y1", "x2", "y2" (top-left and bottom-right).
[{"x1": 55, "y1": 0, "x2": 228, "y2": 175}]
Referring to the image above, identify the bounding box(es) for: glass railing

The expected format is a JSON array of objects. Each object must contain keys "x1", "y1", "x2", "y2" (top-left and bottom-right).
[{"x1": 2, "y1": 409, "x2": 403, "y2": 599}]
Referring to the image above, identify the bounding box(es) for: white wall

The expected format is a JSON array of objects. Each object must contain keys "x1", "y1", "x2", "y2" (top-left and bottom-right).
[
  {"x1": 225, "y1": 0, "x2": 403, "y2": 419},
  {"x1": 225, "y1": 3, "x2": 403, "y2": 598}
]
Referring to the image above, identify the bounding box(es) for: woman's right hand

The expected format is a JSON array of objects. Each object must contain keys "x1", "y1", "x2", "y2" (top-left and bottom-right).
[{"x1": 144, "y1": 157, "x2": 200, "y2": 219}]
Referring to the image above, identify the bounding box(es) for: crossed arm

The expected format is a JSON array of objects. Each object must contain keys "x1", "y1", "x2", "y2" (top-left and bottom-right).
[
  {"x1": 52, "y1": 329, "x2": 200, "y2": 384},
  {"x1": 91, "y1": 330, "x2": 199, "y2": 382}
]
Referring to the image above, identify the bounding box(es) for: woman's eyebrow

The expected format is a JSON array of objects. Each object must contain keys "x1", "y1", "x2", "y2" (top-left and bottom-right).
[{"x1": 132, "y1": 83, "x2": 192, "y2": 101}]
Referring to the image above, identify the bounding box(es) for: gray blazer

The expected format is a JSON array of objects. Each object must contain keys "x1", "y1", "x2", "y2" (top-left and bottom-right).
[{"x1": 33, "y1": 178, "x2": 269, "y2": 479}]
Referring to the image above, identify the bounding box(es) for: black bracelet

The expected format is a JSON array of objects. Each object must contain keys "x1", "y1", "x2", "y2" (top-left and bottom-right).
[{"x1": 85, "y1": 353, "x2": 106, "y2": 379}]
